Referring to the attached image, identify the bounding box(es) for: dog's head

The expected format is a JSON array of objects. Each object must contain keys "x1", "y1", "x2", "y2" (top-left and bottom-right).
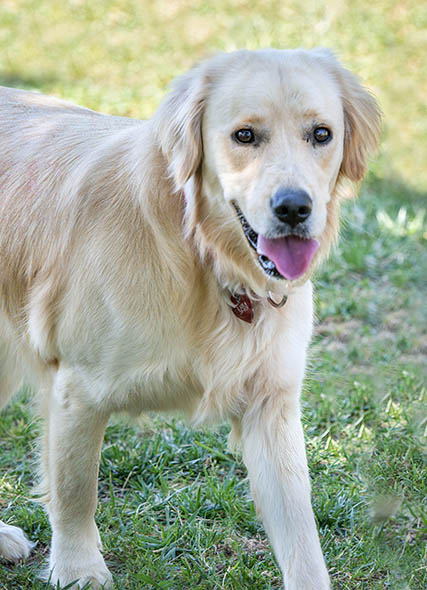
[{"x1": 155, "y1": 49, "x2": 381, "y2": 295}]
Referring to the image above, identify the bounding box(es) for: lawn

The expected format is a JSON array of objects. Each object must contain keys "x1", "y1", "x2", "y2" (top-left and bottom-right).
[{"x1": 0, "y1": 1, "x2": 426, "y2": 589}]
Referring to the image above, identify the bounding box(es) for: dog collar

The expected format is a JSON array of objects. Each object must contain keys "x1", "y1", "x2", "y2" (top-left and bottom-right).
[
  {"x1": 229, "y1": 290, "x2": 287, "y2": 323},
  {"x1": 181, "y1": 190, "x2": 287, "y2": 323}
]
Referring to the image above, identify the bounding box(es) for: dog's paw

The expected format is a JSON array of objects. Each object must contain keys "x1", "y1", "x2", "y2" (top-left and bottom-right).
[
  {"x1": 0, "y1": 521, "x2": 35, "y2": 561},
  {"x1": 46, "y1": 548, "x2": 113, "y2": 589}
]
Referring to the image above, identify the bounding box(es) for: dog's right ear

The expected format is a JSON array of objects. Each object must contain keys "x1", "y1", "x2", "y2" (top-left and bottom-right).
[{"x1": 155, "y1": 63, "x2": 212, "y2": 190}]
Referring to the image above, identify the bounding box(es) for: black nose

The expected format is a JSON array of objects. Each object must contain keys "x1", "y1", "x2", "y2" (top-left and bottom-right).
[{"x1": 271, "y1": 188, "x2": 313, "y2": 228}]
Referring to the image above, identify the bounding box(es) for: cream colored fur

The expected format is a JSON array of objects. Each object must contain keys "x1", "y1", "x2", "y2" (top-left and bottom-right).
[{"x1": 0, "y1": 49, "x2": 381, "y2": 589}]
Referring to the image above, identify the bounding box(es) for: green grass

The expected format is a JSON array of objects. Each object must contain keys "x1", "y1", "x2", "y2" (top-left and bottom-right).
[{"x1": 0, "y1": 1, "x2": 426, "y2": 589}]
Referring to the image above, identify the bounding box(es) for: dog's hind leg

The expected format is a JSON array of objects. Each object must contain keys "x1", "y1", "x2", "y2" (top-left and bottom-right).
[
  {"x1": 42, "y1": 367, "x2": 112, "y2": 589},
  {"x1": 0, "y1": 322, "x2": 35, "y2": 562},
  {"x1": 240, "y1": 396, "x2": 330, "y2": 590},
  {"x1": 0, "y1": 320, "x2": 23, "y2": 411}
]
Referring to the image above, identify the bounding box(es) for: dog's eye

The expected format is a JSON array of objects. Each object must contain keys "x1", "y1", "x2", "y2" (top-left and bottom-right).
[
  {"x1": 234, "y1": 129, "x2": 255, "y2": 144},
  {"x1": 313, "y1": 127, "x2": 332, "y2": 144}
]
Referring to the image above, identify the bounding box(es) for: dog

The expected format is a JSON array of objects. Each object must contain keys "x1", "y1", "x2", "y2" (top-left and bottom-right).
[{"x1": 0, "y1": 48, "x2": 381, "y2": 589}]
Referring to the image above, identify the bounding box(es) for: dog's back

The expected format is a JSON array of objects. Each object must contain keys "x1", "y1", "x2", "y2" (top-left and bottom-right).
[
  {"x1": 0, "y1": 87, "x2": 145, "y2": 403},
  {"x1": 0, "y1": 86, "x2": 139, "y2": 285}
]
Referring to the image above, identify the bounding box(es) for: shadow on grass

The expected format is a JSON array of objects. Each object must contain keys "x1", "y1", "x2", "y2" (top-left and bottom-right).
[
  {"x1": 363, "y1": 172, "x2": 427, "y2": 210},
  {"x1": 0, "y1": 72, "x2": 57, "y2": 92}
]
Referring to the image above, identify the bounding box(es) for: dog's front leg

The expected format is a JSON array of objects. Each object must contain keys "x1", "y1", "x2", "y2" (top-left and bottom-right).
[
  {"x1": 44, "y1": 368, "x2": 112, "y2": 589},
  {"x1": 241, "y1": 397, "x2": 330, "y2": 590}
]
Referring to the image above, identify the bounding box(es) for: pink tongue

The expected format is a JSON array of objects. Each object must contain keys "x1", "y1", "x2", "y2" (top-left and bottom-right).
[{"x1": 257, "y1": 235, "x2": 319, "y2": 280}]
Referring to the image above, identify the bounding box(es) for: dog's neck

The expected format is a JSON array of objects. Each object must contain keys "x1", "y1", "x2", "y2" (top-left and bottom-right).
[{"x1": 180, "y1": 187, "x2": 288, "y2": 324}]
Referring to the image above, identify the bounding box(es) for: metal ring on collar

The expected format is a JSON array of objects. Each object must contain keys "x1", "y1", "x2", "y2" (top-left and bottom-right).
[{"x1": 267, "y1": 292, "x2": 288, "y2": 308}]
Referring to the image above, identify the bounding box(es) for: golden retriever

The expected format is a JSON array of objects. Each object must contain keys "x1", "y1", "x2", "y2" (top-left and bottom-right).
[{"x1": 0, "y1": 48, "x2": 381, "y2": 589}]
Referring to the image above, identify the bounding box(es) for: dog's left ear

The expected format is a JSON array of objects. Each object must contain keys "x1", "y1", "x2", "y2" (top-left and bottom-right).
[
  {"x1": 339, "y1": 68, "x2": 382, "y2": 183},
  {"x1": 155, "y1": 63, "x2": 212, "y2": 190},
  {"x1": 315, "y1": 49, "x2": 382, "y2": 183}
]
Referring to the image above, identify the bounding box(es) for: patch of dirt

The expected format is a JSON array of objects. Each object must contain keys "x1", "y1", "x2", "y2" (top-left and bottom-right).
[
  {"x1": 384, "y1": 309, "x2": 407, "y2": 332},
  {"x1": 241, "y1": 535, "x2": 269, "y2": 555},
  {"x1": 213, "y1": 534, "x2": 269, "y2": 561},
  {"x1": 315, "y1": 319, "x2": 363, "y2": 342}
]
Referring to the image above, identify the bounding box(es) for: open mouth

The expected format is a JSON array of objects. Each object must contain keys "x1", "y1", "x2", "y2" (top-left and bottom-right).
[{"x1": 233, "y1": 202, "x2": 319, "y2": 281}]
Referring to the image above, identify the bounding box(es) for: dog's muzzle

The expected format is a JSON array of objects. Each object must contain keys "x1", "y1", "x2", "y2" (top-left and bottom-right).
[{"x1": 233, "y1": 201, "x2": 319, "y2": 281}]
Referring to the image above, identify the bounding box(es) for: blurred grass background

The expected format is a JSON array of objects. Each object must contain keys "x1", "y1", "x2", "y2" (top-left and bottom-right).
[
  {"x1": 0, "y1": 0, "x2": 426, "y2": 190},
  {"x1": 0, "y1": 2, "x2": 426, "y2": 590}
]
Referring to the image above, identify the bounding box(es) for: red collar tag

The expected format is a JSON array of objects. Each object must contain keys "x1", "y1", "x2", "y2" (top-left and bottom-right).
[{"x1": 230, "y1": 292, "x2": 254, "y2": 323}]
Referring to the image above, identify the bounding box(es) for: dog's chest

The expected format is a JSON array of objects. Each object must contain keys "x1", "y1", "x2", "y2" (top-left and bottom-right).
[{"x1": 102, "y1": 307, "x2": 266, "y2": 418}]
